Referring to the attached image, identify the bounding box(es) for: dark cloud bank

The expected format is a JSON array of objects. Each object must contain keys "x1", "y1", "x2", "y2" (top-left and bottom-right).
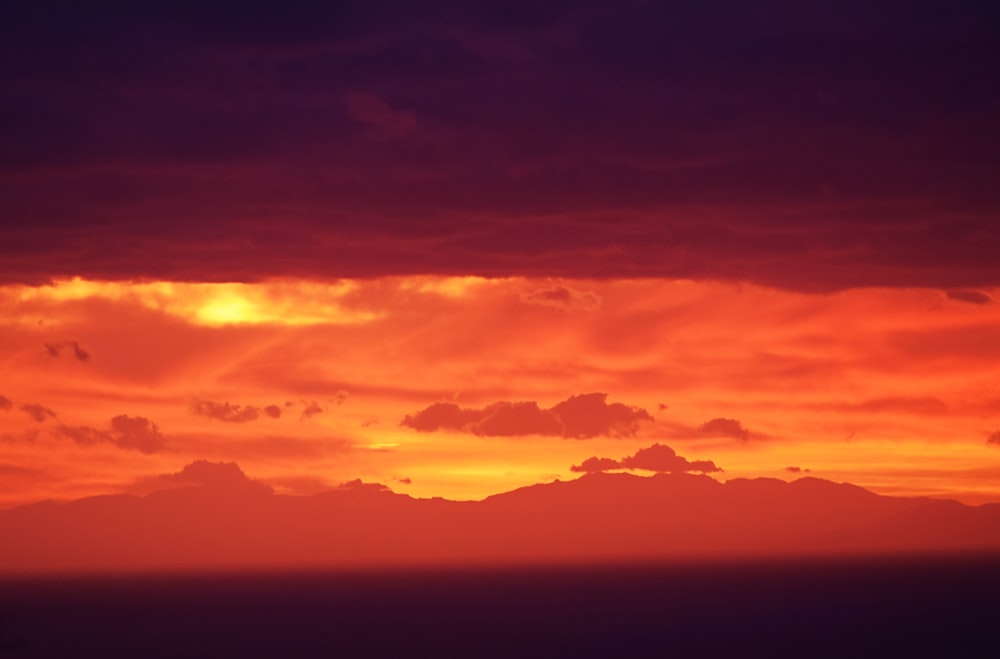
[{"x1": 1, "y1": 1, "x2": 998, "y2": 290}]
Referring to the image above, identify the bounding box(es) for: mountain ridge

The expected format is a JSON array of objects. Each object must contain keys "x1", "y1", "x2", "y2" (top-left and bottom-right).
[{"x1": 2, "y1": 462, "x2": 998, "y2": 574}]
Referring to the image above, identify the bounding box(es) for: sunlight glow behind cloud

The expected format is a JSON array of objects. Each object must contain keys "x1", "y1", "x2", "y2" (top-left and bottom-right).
[{"x1": 11, "y1": 278, "x2": 380, "y2": 327}]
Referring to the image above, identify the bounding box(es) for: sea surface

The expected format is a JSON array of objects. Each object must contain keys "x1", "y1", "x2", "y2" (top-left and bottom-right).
[{"x1": 1, "y1": 553, "x2": 997, "y2": 657}]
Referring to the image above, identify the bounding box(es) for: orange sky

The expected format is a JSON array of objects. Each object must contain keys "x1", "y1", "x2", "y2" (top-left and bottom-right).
[{"x1": 2, "y1": 276, "x2": 998, "y2": 509}]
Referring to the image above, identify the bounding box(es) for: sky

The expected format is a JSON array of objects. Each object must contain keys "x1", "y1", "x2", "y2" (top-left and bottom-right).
[{"x1": 2, "y1": 0, "x2": 1000, "y2": 510}]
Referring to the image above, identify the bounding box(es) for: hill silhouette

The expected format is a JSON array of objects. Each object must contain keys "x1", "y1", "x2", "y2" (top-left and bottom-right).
[{"x1": 2, "y1": 462, "x2": 999, "y2": 573}]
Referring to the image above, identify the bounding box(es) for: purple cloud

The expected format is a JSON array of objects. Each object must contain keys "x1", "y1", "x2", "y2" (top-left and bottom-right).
[
  {"x1": 571, "y1": 443, "x2": 721, "y2": 474},
  {"x1": 43, "y1": 341, "x2": 91, "y2": 362},
  {"x1": 20, "y1": 404, "x2": 56, "y2": 423},
  {"x1": 57, "y1": 415, "x2": 167, "y2": 453},
  {"x1": 402, "y1": 393, "x2": 652, "y2": 438}
]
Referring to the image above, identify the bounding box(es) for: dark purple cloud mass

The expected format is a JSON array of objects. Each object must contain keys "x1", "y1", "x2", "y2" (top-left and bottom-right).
[
  {"x1": 2, "y1": 1, "x2": 998, "y2": 289},
  {"x1": 402, "y1": 393, "x2": 652, "y2": 438},
  {"x1": 698, "y1": 418, "x2": 751, "y2": 441}
]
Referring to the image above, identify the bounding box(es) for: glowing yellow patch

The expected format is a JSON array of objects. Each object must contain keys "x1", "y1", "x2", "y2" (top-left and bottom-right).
[
  {"x1": 9, "y1": 277, "x2": 380, "y2": 327},
  {"x1": 195, "y1": 295, "x2": 255, "y2": 326}
]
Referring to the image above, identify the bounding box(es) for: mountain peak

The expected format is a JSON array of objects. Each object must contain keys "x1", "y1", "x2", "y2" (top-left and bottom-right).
[{"x1": 3, "y1": 466, "x2": 999, "y2": 573}]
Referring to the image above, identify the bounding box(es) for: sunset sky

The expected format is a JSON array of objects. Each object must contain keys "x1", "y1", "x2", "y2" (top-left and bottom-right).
[{"x1": 2, "y1": 1, "x2": 999, "y2": 511}]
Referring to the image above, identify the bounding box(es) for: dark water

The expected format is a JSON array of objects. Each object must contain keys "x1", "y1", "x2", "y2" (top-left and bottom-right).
[{"x1": 1, "y1": 554, "x2": 997, "y2": 658}]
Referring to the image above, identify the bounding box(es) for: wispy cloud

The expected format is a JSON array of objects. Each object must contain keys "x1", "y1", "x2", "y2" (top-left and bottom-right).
[{"x1": 56, "y1": 415, "x2": 168, "y2": 454}]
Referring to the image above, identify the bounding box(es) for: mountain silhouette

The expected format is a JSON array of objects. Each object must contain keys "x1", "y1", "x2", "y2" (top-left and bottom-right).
[{"x1": 2, "y1": 463, "x2": 999, "y2": 573}]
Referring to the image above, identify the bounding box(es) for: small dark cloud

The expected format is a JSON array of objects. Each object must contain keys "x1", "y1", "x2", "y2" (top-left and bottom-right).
[
  {"x1": 0, "y1": 395, "x2": 12, "y2": 411},
  {"x1": 521, "y1": 286, "x2": 600, "y2": 311},
  {"x1": 570, "y1": 443, "x2": 721, "y2": 475},
  {"x1": 401, "y1": 393, "x2": 652, "y2": 438},
  {"x1": 190, "y1": 398, "x2": 285, "y2": 423},
  {"x1": 190, "y1": 398, "x2": 261, "y2": 423},
  {"x1": 988, "y1": 431, "x2": 1000, "y2": 446},
  {"x1": 43, "y1": 341, "x2": 91, "y2": 361},
  {"x1": 699, "y1": 418, "x2": 751, "y2": 441},
  {"x1": 395, "y1": 477, "x2": 412, "y2": 485},
  {"x1": 301, "y1": 401, "x2": 324, "y2": 420},
  {"x1": 56, "y1": 415, "x2": 167, "y2": 453},
  {"x1": 946, "y1": 289, "x2": 994, "y2": 305},
  {"x1": 20, "y1": 403, "x2": 56, "y2": 423},
  {"x1": 111, "y1": 415, "x2": 167, "y2": 453},
  {"x1": 785, "y1": 466, "x2": 811, "y2": 474},
  {"x1": 620, "y1": 444, "x2": 721, "y2": 474}
]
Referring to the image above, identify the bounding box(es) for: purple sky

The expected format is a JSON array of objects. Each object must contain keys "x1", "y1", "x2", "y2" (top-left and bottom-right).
[{"x1": 2, "y1": 0, "x2": 998, "y2": 289}]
